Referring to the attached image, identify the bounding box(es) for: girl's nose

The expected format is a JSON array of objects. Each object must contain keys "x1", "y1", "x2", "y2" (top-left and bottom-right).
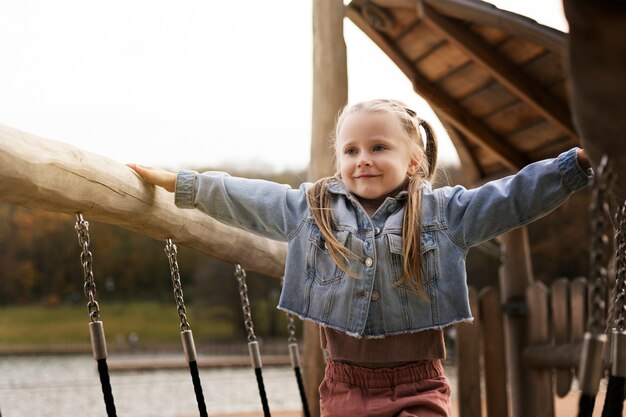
[{"x1": 357, "y1": 154, "x2": 372, "y2": 167}]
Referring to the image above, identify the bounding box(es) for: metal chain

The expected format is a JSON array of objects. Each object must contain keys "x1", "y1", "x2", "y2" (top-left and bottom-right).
[
  {"x1": 612, "y1": 202, "x2": 626, "y2": 332},
  {"x1": 588, "y1": 156, "x2": 614, "y2": 334},
  {"x1": 74, "y1": 213, "x2": 101, "y2": 322},
  {"x1": 234, "y1": 264, "x2": 257, "y2": 343},
  {"x1": 287, "y1": 313, "x2": 297, "y2": 344},
  {"x1": 164, "y1": 239, "x2": 191, "y2": 332}
]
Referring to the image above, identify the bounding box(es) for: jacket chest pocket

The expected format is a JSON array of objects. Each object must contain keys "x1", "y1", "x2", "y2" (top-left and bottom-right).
[
  {"x1": 307, "y1": 227, "x2": 350, "y2": 285},
  {"x1": 387, "y1": 232, "x2": 438, "y2": 286}
]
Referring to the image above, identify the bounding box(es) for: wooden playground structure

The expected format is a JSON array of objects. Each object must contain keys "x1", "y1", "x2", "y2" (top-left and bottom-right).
[{"x1": 2, "y1": 1, "x2": 626, "y2": 416}]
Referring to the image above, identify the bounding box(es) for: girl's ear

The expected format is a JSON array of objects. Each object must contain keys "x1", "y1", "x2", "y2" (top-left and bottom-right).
[{"x1": 407, "y1": 158, "x2": 419, "y2": 176}]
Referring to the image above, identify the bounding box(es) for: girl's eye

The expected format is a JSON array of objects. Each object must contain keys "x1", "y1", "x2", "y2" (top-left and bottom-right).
[
  {"x1": 344, "y1": 147, "x2": 358, "y2": 155},
  {"x1": 373, "y1": 144, "x2": 386, "y2": 152}
]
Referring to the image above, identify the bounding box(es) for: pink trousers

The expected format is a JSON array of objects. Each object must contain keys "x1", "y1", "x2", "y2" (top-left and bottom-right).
[{"x1": 319, "y1": 358, "x2": 451, "y2": 417}]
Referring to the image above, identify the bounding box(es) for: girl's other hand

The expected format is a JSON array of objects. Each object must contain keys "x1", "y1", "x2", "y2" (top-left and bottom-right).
[
  {"x1": 576, "y1": 148, "x2": 591, "y2": 171},
  {"x1": 127, "y1": 163, "x2": 177, "y2": 192}
]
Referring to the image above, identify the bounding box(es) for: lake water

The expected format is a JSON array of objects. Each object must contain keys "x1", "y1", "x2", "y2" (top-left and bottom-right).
[{"x1": 0, "y1": 354, "x2": 457, "y2": 417}]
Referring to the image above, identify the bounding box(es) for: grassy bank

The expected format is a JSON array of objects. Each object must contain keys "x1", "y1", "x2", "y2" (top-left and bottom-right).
[{"x1": 0, "y1": 302, "x2": 237, "y2": 346}]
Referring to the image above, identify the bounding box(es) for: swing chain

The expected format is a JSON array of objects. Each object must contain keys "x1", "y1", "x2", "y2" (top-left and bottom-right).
[
  {"x1": 74, "y1": 213, "x2": 101, "y2": 322},
  {"x1": 287, "y1": 313, "x2": 297, "y2": 344},
  {"x1": 612, "y1": 202, "x2": 626, "y2": 332},
  {"x1": 164, "y1": 239, "x2": 191, "y2": 332},
  {"x1": 588, "y1": 156, "x2": 614, "y2": 334},
  {"x1": 235, "y1": 264, "x2": 257, "y2": 343}
]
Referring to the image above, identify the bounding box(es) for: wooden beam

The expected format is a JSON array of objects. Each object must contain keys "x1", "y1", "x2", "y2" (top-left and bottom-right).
[
  {"x1": 421, "y1": 3, "x2": 578, "y2": 139},
  {"x1": 0, "y1": 123, "x2": 287, "y2": 278},
  {"x1": 422, "y1": 0, "x2": 566, "y2": 56},
  {"x1": 347, "y1": 5, "x2": 528, "y2": 171}
]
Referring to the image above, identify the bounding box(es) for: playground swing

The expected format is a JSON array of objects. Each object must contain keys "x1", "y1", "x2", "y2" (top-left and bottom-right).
[
  {"x1": 74, "y1": 213, "x2": 118, "y2": 417},
  {"x1": 74, "y1": 215, "x2": 210, "y2": 417},
  {"x1": 232, "y1": 265, "x2": 311, "y2": 417},
  {"x1": 72, "y1": 213, "x2": 310, "y2": 417},
  {"x1": 163, "y1": 238, "x2": 209, "y2": 417},
  {"x1": 577, "y1": 156, "x2": 626, "y2": 417}
]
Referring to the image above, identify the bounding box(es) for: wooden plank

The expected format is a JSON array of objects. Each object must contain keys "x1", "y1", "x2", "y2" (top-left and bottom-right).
[
  {"x1": 496, "y1": 37, "x2": 545, "y2": 65},
  {"x1": 469, "y1": 23, "x2": 509, "y2": 45},
  {"x1": 456, "y1": 286, "x2": 482, "y2": 417},
  {"x1": 526, "y1": 136, "x2": 577, "y2": 161},
  {"x1": 570, "y1": 277, "x2": 588, "y2": 343},
  {"x1": 421, "y1": 4, "x2": 578, "y2": 138},
  {"x1": 438, "y1": 62, "x2": 493, "y2": 99},
  {"x1": 549, "y1": 80, "x2": 570, "y2": 105},
  {"x1": 352, "y1": 0, "x2": 417, "y2": 39},
  {"x1": 506, "y1": 121, "x2": 565, "y2": 152},
  {"x1": 422, "y1": 0, "x2": 566, "y2": 56},
  {"x1": 346, "y1": 5, "x2": 528, "y2": 171},
  {"x1": 484, "y1": 101, "x2": 544, "y2": 137},
  {"x1": 526, "y1": 282, "x2": 555, "y2": 417},
  {"x1": 387, "y1": 5, "x2": 420, "y2": 39},
  {"x1": 522, "y1": 52, "x2": 566, "y2": 91},
  {"x1": 497, "y1": 228, "x2": 535, "y2": 417},
  {"x1": 479, "y1": 287, "x2": 509, "y2": 417},
  {"x1": 551, "y1": 278, "x2": 573, "y2": 397},
  {"x1": 396, "y1": 22, "x2": 446, "y2": 61},
  {"x1": 524, "y1": 343, "x2": 582, "y2": 369},
  {"x1": 461, "y1": 82, "x2": 518, "y2": 118},
  {"x1": 0, "y1": 124, "x2": 287, "y2": 279},
  {"x1": 414, "y1": 41, "x2": 472, "y2": 82}
]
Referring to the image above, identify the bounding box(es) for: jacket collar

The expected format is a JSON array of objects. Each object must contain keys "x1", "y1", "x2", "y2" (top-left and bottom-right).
[{"x1": 325, "y1": 179, "x2": 410, "y2": 201}]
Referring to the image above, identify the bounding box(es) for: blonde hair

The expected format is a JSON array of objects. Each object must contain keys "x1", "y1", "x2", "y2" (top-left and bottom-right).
[{"x1": 306, "y1": 99, "x2": 438, "y2": 297}]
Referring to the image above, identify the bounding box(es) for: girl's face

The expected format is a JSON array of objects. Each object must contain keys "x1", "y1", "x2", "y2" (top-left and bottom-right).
[{"x1": 336, "y1": 111, "x2": 418, "y2": 202}]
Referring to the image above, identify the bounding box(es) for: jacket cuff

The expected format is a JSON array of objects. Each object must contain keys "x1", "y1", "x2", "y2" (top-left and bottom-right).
[
  {"x1": 174, "y1": 170, "x2": 197, "y2": 208},
  {"x1": 557, "y1": 147, "x2": 593, "y2": 192}
]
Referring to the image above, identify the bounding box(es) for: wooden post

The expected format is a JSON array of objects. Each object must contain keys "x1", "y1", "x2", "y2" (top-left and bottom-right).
[
  {"x1": 304, "y1": 1, "x2": 348, "y2": 416},
  {"x1": 479, "y1": 286, "x2": 508, "y2": 417},
  {"x1": 526, "y1": 282, "x2": 555, "y2": 417},
  {"x1": 564, "y1": 0, "x2": 626, "y2": 204},
  {"x1": 497, "y1": 227, "x2": 534, "y2": 417},
  {"x1": 456, "y1": 287, "x2": 482, "y2": 417},
  {"x1": 551, "y1": 278, "x2": 572, "y2": 397}
]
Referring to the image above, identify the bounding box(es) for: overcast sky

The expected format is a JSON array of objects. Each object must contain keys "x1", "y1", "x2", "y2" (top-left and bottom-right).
[{"x1": 0, "y1": 1, "x2": 567, "y2": 172}]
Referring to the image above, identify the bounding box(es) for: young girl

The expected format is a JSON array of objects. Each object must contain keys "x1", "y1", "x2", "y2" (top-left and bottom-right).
[{"x1": 129, "y1": 99, "x2": 592, "y2": 416}]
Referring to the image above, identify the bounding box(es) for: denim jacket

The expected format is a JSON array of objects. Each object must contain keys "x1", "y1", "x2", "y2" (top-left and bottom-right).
[{"x1": 175, "y1": 148, "x2": 592, "y2": 338}]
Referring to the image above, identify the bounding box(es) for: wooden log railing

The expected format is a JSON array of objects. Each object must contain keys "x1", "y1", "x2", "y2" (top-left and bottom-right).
[{"x1": 0, "y1": 123, "x2": 287, "y2": 279}]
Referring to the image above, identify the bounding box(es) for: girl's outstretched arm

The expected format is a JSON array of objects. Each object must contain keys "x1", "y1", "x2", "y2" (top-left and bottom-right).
[{"x1": 127, "y1": 163, "x2": 177, "y2": 192}]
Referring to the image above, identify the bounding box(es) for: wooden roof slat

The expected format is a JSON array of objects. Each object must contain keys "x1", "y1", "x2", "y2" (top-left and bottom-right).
[
  {"x1": 437, "y1": 61, "x2": 493, "y2": 99},
  {"x1": 469, "y1": 23, "x2": 509, "y2": 45},
  {"x1": 496, "y1": 37, "x2": 546, "y2": 65},
  {"x1": 461, "y1": 82, "x2": 518, "y2": 119},
  {"x1": 507, "y1": 120, "x2": 566, "y2": 152},
  {"x1": 484, "y1": 101, "x2": 545, "y2": 136},
  {"x1": 346, "y1": 4, "x2": 528, "y2": 171},
  {"x1": 522, "y1": 52, "x2": 567, "y2": 91},
  {"x1": 421, "y1": 3, "x2": 578, "y2": 138},
  {"x1": 414, "y1": 41, "x2": 472, "y2": 81}
]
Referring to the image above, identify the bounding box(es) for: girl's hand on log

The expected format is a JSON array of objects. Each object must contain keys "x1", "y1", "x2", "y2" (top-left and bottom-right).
[{"x1": 127, "y1": 163, "x2": 176, "y2": 192}]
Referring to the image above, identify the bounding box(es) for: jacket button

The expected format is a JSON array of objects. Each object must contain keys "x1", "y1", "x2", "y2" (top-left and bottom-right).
[
  {"x1": 365, "y1": 257, "x2": 373, "y2": 267},
  {"x1": 371, "y1": 291, "x2": 380, "y2": 301},
  {"x1": 374, "y1": 227, "x2": 381, "y2": 235}
]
